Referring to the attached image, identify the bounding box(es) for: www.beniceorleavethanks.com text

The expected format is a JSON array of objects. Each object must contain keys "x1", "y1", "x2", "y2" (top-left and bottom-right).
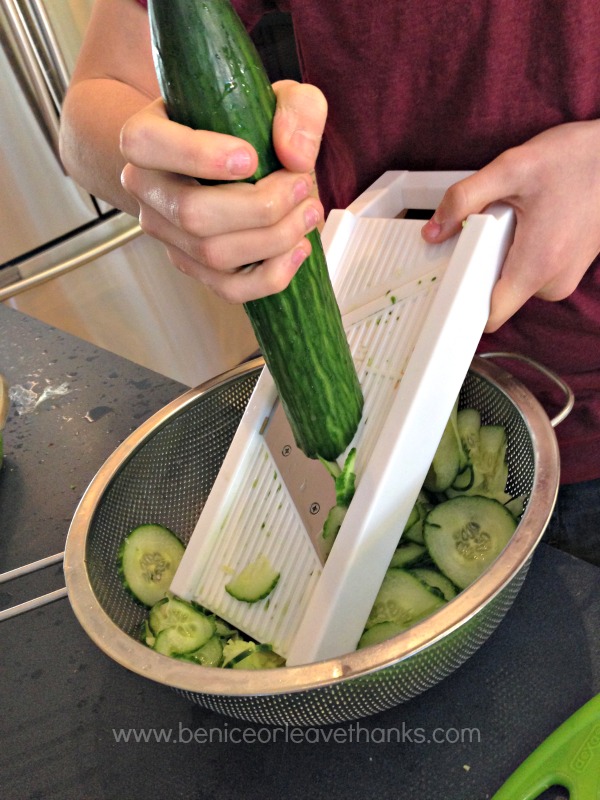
[{"x1": 112, "y1": 721, "x2": 482, "y2": 746}]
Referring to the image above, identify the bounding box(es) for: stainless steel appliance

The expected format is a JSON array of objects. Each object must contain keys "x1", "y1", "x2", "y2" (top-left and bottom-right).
[{"x1": 0, "y1": 0, "x2": 256, "y2": 387}]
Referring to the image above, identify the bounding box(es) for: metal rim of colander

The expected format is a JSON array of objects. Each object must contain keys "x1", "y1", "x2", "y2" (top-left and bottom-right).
[{"x1": 64, "y1": 355, "x2": 560, "y2": 699}]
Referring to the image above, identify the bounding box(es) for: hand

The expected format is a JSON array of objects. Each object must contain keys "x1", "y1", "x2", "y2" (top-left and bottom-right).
[
  {"x1": 421, "y1": 120, "x2": 600, "y2": 331},
  {"x1": 119, "y1": 80, "x2": 327, "y2": 303}
]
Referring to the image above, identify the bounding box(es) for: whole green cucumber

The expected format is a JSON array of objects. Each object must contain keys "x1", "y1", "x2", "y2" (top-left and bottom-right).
[{"x1": 147, "y1": 0, "x2": 363, "y2": 460}]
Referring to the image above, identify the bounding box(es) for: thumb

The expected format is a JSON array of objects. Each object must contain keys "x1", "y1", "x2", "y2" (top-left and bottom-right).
[
  {"x1": 421, "y1": 165, "x2": 509, "y2": 243},
  {"x1": 272, "y1": 80, "x2": 328, "y2": 173}
]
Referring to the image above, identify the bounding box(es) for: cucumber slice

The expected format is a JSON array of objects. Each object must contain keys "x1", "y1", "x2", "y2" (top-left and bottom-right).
[
  {"x1": 320, "y1": 448, "x2": 358, "y2": 557},
  {"x1": 451, "y1": 464, "x2": 475, "y2": 491},
  {"x1": 389, "y1": 542, "x2": 427, "y2": 569},
  {"x1": 448, "y1": 421, "x2": 511, "y2": 503},
  {"x1": 402, "y1": 504, "x2": 420, "y2": 534},
  {"x1": 358, "y1": 620, "x2": 411, "y2": 649},
  {"x1": 154, "y1": 619, "x2": 214, "y2": 657},
  {"x1": 225, "y1": 554, "x2": 280, "y2": 603},
  {"x1": 403, "y1": 518, "x2": 425, "y2": 545},
  {"x1": 118, "y1": 524, "x2": 185, "y2": 607},
  {"x1": 423, "y1": 400, "x2": 465, "y2": 492},
  {"x1": 457, "y1": 407, "x2": 481, "y2": 455},
  {"x1": 179, "y1": 635, "x2": 224, "y2": 667},
  {"x1": 139, "y1": 619, "x2": 156, "y2": 648},
  {"x1": 148, "y1": 595, "x2": 214, "y2": 637},
  {"x1": 365, "y1": 568, "x2": 445, "y2": 630},
  {"x1": 321, "y1": 504, "x2": 347, "y2": 557},
  {"x1": 424, "y1": 495, "x2": 517, "y2": 589},
  {"x1": 410, "y1": 567, "x2": 458, "y2": 601},
  {"x1": 222, "y1": 638, "x2": 257, "y2": 667},
  {"x1": 232, "y1": 644, "x2": 286, "y2": 670},
  {"x1": 149, "y1": 597, "x2": 214, "y2": 657}
]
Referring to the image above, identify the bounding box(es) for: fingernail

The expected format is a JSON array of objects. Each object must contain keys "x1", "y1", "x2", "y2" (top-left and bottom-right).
[
  {"x1": 293, "y1": 178, "x2": 310, "y2": 203},
  {"x1": 226, "y1": 148, "x2": 253, "y2": 176},
  {"x1": 292, "y1": 247, "x2": 308, "y2": 268},
  {"x1": 304, "y1": 205, "x2": 320, "y2": 231},
  {"x1": 423, "y1": 217, "x2": 442, "y2": 239}
]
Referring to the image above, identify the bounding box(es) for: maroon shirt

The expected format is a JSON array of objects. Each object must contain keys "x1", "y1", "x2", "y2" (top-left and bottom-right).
[{"x1": 140, "y1": 0, "x2": 600, "y2": 484}]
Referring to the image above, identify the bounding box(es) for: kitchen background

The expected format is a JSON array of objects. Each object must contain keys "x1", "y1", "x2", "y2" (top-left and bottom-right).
[{"x1": 0, "y1": 0, "x2": 300, "y2": 387}]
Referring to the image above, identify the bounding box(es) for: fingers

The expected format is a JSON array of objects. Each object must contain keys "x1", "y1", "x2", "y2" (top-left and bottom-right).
[
  {"x1": 166, "y1": 238, "x2": 313, "y2": 304},
  {"x1": 120, "y1": 98, "x2": 258, "y2": 181},
  {"x1": 418, "y1": 144, "x2": 598, "y2": 332},
  {"x1": 122, "y1": 165, "x2": 317, "y2": 237},
  {"x1": 118, "y1": 84, "x2": 327, "y2": 303},
  {"x1": 138, "y1": 185, "x2": 322, "y2": 276},
  {"x1": 421, "y1": 156, "x2": 521, "y2": 243},
  {"x1": 485, "y1": 222, "x2": 592, "y2": 332},
  {"x1": 272, "y1": 80, "x2": 328, "y2": 173}
]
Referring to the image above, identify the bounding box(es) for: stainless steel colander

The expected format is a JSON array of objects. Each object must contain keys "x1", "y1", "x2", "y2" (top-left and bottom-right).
[{"x1": 64, "y1": 354, "x2": 570, "y2": 727}]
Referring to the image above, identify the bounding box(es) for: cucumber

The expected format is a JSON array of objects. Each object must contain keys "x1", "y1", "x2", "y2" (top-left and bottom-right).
[
  {"x1": 140, "y1": 619, "x2": 156, "y2": 648},
  {"x1": 152, "y1": 600, "x2": 216, "y2": 657},
  {"x1": 221, "y1": 637, "x2": 284, "y2": 668},
  {"x1": 410, "y1": 567, "x2": 458, "y2": 602},
  {"x1": 222, "y1": 638, "x2": 257, "y2": 668},
  {"x1": 117, "y1": 524, "x2": 185, "y2": 607},
  {"x1": 457, "y1": 408, "x2": 481, "y2": 455},
  {"x1": 389, "y1": 542, "x2": 427, "y2": 569},
  {"x1": 148, "y1": 595, "x2": 213, "y2": 636},
  {"x1": 423, "y1": 400, "x2": 466, "y2": 492},
  {"x1": 179, "y1": 635, "x2": 224, "y2": 667},
  {"x1": 424, "y1": 495, "x2": 517, "y2": 589},
  {"x1": 358, "y1": 620, "x2": 411, "y2": 649},
  {"x1": 147, "y1": 0, "x2": 363, "y2": 460},
  {"x1": 321, "y1": 504, "x2": 347, "y2": 557},
  {"x1": 365, "y1": 567, "x2": 446, "y2": 630},
  {"x1": 225, "y1": 554, "x2": 280, "y2": 602},
  {"x1": 403, "y1": 518, "x2": 425, "y2": 545},
  {"x1": 232, "y1": 644, "x2": 286, "y2": 670},
  {"x1": 449, "y1": 414, "x2": 511, "y2": 503},
  {"x1": 320, "y1": 448, "x2": 358, "y2": 557}
]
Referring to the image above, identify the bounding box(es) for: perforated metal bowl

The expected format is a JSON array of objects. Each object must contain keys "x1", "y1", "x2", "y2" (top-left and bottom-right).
[{"x1": 64, "y1": 355, "x2": 567, "y2": 726}]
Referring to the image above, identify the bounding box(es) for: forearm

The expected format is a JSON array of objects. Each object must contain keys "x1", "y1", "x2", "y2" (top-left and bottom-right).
[
  {"x1": 60, "y1": 78, "x2": 156, "y2": 216},
  {"x1": 58, "y1": 0, "x2": 159, "y2": 216}
]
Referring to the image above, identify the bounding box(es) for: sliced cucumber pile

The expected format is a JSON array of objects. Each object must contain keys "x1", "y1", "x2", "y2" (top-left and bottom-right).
[
  {"x1": 117, "y1": 525, "x2": 285, "y2": 669},
  {"x1": 138, "y1": 593, "x2": 284, "y2": 669},
  {"x1": 118, "y1": 400, "x2": 523, "y2": 664},
  {"x1": 359, "y1": 401, "x2": 525, "y2": 649}
]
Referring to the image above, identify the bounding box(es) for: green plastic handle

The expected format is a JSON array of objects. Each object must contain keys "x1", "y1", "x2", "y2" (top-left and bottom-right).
[{"x1": 491, "y1": 694, "x2": 600, "y2": 800}]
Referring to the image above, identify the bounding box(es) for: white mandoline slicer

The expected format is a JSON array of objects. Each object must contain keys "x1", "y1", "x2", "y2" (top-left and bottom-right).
[{"x1": 171, "y1": 171, "x2": 515, "y2": 666}]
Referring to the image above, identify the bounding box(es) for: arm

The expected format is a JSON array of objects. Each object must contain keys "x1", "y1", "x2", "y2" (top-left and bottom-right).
[
  {"x1": 59, "y1": 0, "x2": 159, "y2": 215},
  {"x1": 59, "y1": 0, "x2": 327, "y2": 302},
  {"x1": 421, "y1": 120, "x2": 600, "y2": 331}
]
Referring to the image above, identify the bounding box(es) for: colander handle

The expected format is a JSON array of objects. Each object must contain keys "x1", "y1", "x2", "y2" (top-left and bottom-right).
[{"x1": 479, "y1": 352, "x2": 574, "y2": 428}]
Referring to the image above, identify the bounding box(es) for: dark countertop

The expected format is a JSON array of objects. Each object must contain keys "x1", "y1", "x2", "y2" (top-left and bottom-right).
[{"x1": 1, "y1": 304, "x2": 598, "y2": 800}]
